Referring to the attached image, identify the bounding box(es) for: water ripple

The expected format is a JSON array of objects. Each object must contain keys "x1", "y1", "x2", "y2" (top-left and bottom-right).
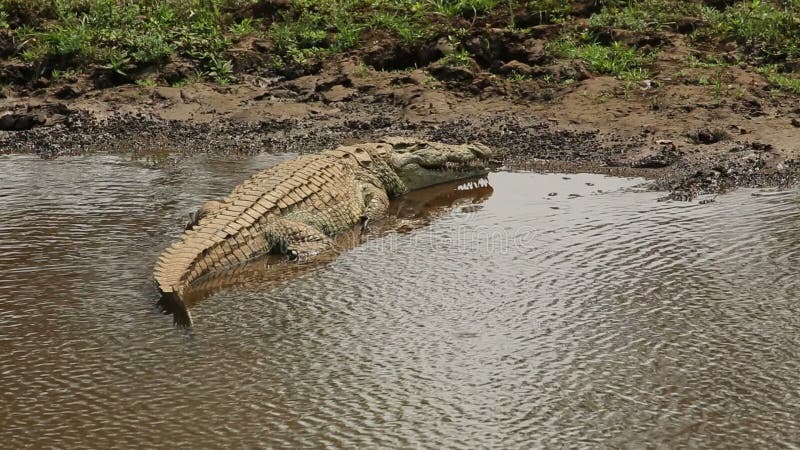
[{"x1": 2, "y1": 157, "x2": 800, "y2": 448}]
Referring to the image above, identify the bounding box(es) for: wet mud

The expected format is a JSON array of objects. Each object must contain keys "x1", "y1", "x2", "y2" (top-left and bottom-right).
[{"x1": 3, "y1": 25, "x2": 800, "y2": 199}]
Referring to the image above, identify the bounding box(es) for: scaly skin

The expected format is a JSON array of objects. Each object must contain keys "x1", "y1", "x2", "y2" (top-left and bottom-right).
[{"x1": 154, "y1": 137, "x2": 492, "y2": 327}]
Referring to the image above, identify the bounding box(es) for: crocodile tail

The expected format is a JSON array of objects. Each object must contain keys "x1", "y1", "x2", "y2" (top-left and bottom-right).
[{"x1": 156, "y1": 289, "x2": 193, "y2": 328}]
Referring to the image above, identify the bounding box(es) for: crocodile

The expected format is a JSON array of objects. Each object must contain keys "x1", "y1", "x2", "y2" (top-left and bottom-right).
[
  {"x1": 154, "y1": 137, "x2": 492, "y2": 327},
  {"x1": 169, "y1": 177, "x2": 494, "y2": 312}
]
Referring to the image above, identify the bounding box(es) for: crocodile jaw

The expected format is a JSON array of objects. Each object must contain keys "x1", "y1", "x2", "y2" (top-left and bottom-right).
[
  {"x1": 396, "y1": 163, "x2": 489, "y2": 190},
  {"x1": 391, "y1": 143, "x2": 492, "y2": 190}
]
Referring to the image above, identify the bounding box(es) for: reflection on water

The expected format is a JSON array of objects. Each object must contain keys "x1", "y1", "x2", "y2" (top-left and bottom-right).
[
  {"x1": 2, "y1": 154, "x2": 800, "y2": 448},
  {"x1": 181, "y1": 178, "x2": 494, "y2": 311}
]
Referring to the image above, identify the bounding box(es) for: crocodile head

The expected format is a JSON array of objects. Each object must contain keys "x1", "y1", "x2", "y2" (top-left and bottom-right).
[{"x1": 382, "y1": 137, "x2": 493, "y2": 191}]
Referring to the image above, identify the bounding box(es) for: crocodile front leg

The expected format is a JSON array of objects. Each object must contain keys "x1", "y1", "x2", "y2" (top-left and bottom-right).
[{"x1": 360, "y1": 182, "x2": 389, "y2": 231}]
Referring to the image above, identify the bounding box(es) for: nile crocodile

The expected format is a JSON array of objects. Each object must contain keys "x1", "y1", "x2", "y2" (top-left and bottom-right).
[
  {"x1": 154, "y1": 137, "x2": 492, "y2": 327},
  {"x1": 169, "y1": 177, "x2": 494, "y2": 311}
]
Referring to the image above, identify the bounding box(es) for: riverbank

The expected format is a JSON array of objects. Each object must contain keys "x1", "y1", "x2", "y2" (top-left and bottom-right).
[{"x1": 2, "y1": 0, "x2": 800, "y2": 199}]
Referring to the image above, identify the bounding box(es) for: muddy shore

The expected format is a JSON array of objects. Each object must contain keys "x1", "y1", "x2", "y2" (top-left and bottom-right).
[{"x1": 2, "y1": 35, "x2": 800, "y2": 200}]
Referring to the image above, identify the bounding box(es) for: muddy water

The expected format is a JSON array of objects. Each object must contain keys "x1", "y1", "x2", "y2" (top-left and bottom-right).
[{"x1": 2, "y1": 154, "x2": 800, "y2": 448}]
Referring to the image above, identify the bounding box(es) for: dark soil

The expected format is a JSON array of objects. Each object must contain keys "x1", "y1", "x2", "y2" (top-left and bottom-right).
[{"x1": 2, "y1": 24, "x2": 800, "y2": 200}]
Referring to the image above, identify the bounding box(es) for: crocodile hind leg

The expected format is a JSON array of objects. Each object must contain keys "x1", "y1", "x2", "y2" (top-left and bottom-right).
[
  {"x1": 186, "y1": 200, "x2": 223, "y2": 230},
  {"x1": 267, "y1": 219, "x2": 336, "y2": 261}
]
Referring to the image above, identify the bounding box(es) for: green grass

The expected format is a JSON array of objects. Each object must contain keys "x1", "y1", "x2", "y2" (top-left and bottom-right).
[
  {"x1": 548, "y1": 37, "x2": 653, "y2": 81},
  {"x1": 440, "y1": 48, "x2": 473, "y2": 66},
  {"x1": 592, "y1": 0, "x2": 800, "y2": 68},
  {"x1": 685, "y1": 53, "x2": 731, "y2": 69},
  {"x1": 366, "y1": 12, "x2": 423, "y2": 43},
  {"x1": 589, "y1": 0, "x2": 714, "y2": 31},
  {"x1": 135, "y1": 79, "x2": 157, "y2": 87},
  {"x1": 2, "y1": 0, "x2": 240, "y2": 82},
  {"x1": 767, "y1": 72, "x2": 800, "y2": 94},
  {"x1": 425, "y1": 0, "x2": 500, "y2": 17},
  {"x1": 0, "y1": 0, "x2": 650, "y2": 86},
  {"x1": 229, "y1": 18, "x2": 258, "y2": 40},
  {"x1": 709, "y1": 1, "x2": 800, "y2": 62},
  {"x1": 1, "y1": 0, "x2": 800, "y2": 90},
  {"x1": 759, "y1": 65, "x2": 800, "y2": 94}
]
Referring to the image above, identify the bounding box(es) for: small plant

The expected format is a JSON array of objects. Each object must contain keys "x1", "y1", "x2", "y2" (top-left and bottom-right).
[
  {"x1": 135, "y1": 79, "x2": 157, "y2": 87},
  {"x1": 620, "y1": 67, "x2": 649, "y2": 82},
  {"x1": 714, "y1": 1, "x2": 800, "y2": 62},
  {"x1": 171, "y1": 78, "x2": 189, "y2": 88},
  {"x1": 451, "y1": 27, "x2": 470, "y2": 42},
  {"x1": 367, "y1": 12, "x2": 422, "y2": 43},
  {"x1": 207, "y1": 54, "x2": 233, "y2": 84},
  {"x1": 51, "y1": 68, "x2": 77, "y2": 81},
  {"x1": 285, "y1": 47, "x2": 320, "y2": 66},
  {"x1": 189, "y1": 68, "x2": 206, "y2": 84},
  {"x1": 425, "y1": 0, "x2": 468, "y2": 17},
  {"x1": 100, "y1": 49, "x2": 133, "y2": 77},
  {"x1": 426, "y1": 0, "x2": 500, "y2": 18},
  {"x1": 269, "y1": 14, "x2": 327, "y2": 54},
  {"x1": 686, "y1": 53, "x2": 729, "y2": 69},
  {"x1": 712, "y1": 71, "x2": 724, "y2": 100},
  {"x1": 526, "y1": 0, "x2": 570, "y2": 24},
  {"x1": 132, "y1": 33, "x2": 173, "y2": 65},
  {"x1": 332, "y1": 21, "x2": 362, "y2": 51},
  {"x1": 21, "y1": 47, "x2": 47, "y2": 63},
  {"x1": 354, "y1": 62, "x2": 369, "y2": 78},
  {"x1": 673, "y1": 69, "x2": 689, "y2": 80},
  {"x1": 228, "y1": 18, "x2": 258, "y2": 39},
  {"x1": 441, "y1": 49, "x2": 472, "y2": 67},
  {"x1": 508, "y1": 71, "x2": 532, "y2": 81},
  {"x1": 38, "y1": 24, "x2": 92, "y2": 61},
  {"x1": 649, "y1": 97, "x2": 662, "y2": 110}
]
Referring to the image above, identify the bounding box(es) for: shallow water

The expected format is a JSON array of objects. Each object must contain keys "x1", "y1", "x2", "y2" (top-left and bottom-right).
[{"x1": 2, "y1": 154, "x2": 800, "y2": 448}]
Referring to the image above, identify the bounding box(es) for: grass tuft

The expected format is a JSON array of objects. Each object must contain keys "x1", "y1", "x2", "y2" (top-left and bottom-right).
[
  {"x1": 759, "y1": 65, "x2": 800, "y2": 94},
  {"x1": 548, "y1": 37, "x2": 653, "y2": 81}
]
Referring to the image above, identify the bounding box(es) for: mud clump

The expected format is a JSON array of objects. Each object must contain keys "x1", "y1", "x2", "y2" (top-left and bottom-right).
[
  {"x1": 54, "y1": 85, "x2": 81, "y2": 100},
  {"x1": 361, "y1": 33, "x2": 443, "y2": 72},
  {"x1": 427, "y1": 61, "x2": 479, "y2": 83},
  {"x1": 0, "y1": 61, "x2": 33, "y2": 85},
  {"x1": 632, "y1": 146, "x2": 683, "y2": 169},
  {"x1": 0, "y1": 31, "x2": 18, "y2": 59},
  {"x1": 688, "y1": 127, "x2": 730, "y2": 145},
  {"x1": 0, "y1": 113, "x2": 45, "y2": 131}
]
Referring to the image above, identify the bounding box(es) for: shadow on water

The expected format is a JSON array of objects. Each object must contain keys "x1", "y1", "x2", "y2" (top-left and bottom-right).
[{"x1": 175, "y1": 177, "x2": 494, "y2": 314}]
